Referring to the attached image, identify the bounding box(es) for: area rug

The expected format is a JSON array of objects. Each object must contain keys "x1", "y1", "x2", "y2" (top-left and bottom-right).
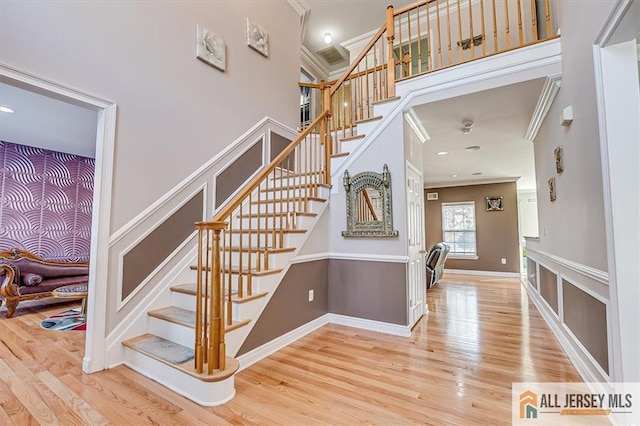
[{"x1": 40, "y1": 309, "x2": 86, "y2": 331}]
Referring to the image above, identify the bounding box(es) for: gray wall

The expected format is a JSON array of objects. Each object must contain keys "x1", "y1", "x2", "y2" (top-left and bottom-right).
[
  {"x1": 237, "y1": 260, "x2": 329, "y2": 355},
  {"x1": 215, "y1": 140, "x2": 262, "y2": 208},
  {"x1": 533, "y1": 1, "x2": 615, "y2": 272},
  {"x1": 328, "y1": 259, "x2": 407, "y2": 325},
  {"x1": 539, "y1": 265, "x2": 558, "y2": 314},
  {"x1": 425, "y1": 182, "x2": 520, "y2": 273}
]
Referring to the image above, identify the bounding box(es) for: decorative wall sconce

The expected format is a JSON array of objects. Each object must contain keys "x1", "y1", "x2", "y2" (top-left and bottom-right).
[{"x1": 457, "y1": 34, "x2": 484, "y2": 50}]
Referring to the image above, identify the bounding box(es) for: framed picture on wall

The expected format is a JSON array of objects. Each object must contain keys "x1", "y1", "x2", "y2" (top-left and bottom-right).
[{"x1": 485, "y1": 196, "x2": 504, "y2": 211}]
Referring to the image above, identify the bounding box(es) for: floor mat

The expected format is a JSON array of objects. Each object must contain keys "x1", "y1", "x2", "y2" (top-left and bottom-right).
[
  {"x1": 40, "y1": 309, "x2": 86, "y2": 331},
  {"x1": 129, "y1": 335, "x2": 194, "y2": 364}
]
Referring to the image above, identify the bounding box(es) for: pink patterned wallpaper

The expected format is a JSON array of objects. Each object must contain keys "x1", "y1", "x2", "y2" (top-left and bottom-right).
[{"x1": 0, "y1": 141, "x2": 94, "y2": 261}]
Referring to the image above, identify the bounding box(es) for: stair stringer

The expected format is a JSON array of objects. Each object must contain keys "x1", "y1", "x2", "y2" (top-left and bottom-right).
[{"x1": 224, "y1": 188, "x2": 331, "y2": 356}]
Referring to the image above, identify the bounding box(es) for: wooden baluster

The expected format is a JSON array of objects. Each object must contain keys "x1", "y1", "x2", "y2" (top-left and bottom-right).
[
  {"x1": 257, "y1": 175, "x2": 262, "y2": 272},
  {"x1": 446, "y1": 0, "x2": 453, "y2": 64},
  {"x1": 436, "y1": 0, "x2": 443, "y2": 68},
  {"x1": 456, "y1": 0, "x2": 463, "y2": 62},
  {"x1": 407, "y1": 10, "x2": 413, "y2": 77},
  {"x1": 426, "y1": 1, "x2": 432, "y2": 70},
  {"x1": 386, "y1": 5, "x2": 396, "y2": 96},
  {"x1": 222, "y1": 228, "x2": 231, "y2": 326},
  {"x1": 208, "y1": 223, "x2": 225, "y2": 373},
  {"x1": 504, "y1": 0, "x2": 511, "y2": 49},
  {"x1": 416, "y1": 5, "x2": 422, "y2": 74},
  {"x1": 323, "y1": 115, "x2": 331, "y2": 185},
  {"x1": 373, "y1": 43, "x2": 378, "y2": 102},
  {"x1": 469, "y1": 0, "x2": 475, "y2": 59},
  {"x1": 203, "y1": 227, "x2": 210, "y2": 364},
  {"x1": 247, "y1": 193, "x2": 252, "y2": 296},
  {"x1": 238, "y1": 195, "x2": 243, "y2": 299},
  {"x1": 516, "y1": 0, "x2": 523, "y2": 46},
  {"x1": 398, "y1": 11, "x2": 404, "y2": 78},
  {"x1": 544, "y1": 0, "x2": 551, "y2": 39},
  {"x1": 530, "y1": 0, "x2": 538, "y2": 41},
  {"x1": 195, "y1": 227, "x2": 204, "y2": 373},
  {"x1": 358, "y1": 66, "x2": 364, "y2": 121},
  {"x1": 492, "y1": 0, "x2": 498, "y2": 52},
  {"x1": 365, "y1": 51, "x2": 370, "y2": 116},
  {"x1": 480, "y1": 0, "x2": 486, "y2": 56}
]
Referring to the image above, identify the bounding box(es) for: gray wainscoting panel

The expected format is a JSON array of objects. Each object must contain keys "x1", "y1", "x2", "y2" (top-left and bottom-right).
[
  {"x1": 527, "y1": 258, "x2": 537, "y2": 289},
  {"x1": 122, "y1": 190, "x2": 203, "y2": 301},
  {"x1": 237, "y1": 260, "x2": 329, "y2": 355},
  {"x1": 328, "y1": 259, "x2": 407, "y2": 325},
  {"x1": 270, "y1": 132, "x2": 292, "y2": 161},
  {"x1": 215, "y1": 140, "x2": 262, "y2": 208},
  {"x1": 539, "y1": 265, "x2": 558, "y2": 314},
  {"x1": 562, "y1": 280, "x2": 609, "y2": 374}
]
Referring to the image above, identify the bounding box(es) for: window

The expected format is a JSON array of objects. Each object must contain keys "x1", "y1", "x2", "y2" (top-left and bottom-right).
[{"x1": 441, "y1": 202, "x2": 477, "y2": 257}]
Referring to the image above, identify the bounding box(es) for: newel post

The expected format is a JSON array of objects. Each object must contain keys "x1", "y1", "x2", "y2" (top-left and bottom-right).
[{"x1": 386, "y1": 5, "x2": 396, "y2": 98}]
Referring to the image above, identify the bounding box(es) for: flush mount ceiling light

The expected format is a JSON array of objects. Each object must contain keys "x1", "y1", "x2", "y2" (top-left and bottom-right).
[
  {"x1": 0, "y1": 106, "x2": 16, "y2": 113},
  {"x1": 461, "y1": 119, "x2": 474, "y2": 134},
  {"x1": 472, "y1": 172, "x2": 483, "y2": 175},
  {"x1": 404, "y1": 108, "x2": 430, "y2": 143},
  {"x1": 465, "y1": 145, "x2": 481, "y2": 151},
  {"x1": 436, "y1": 151, "x2": 449, "y2": 156},
  {"x1": 324, "y1": 32, "x2": 332, "y2": 44},
  {"x1": 451, "y1": 174, "x2": 459, "y2": 178}
]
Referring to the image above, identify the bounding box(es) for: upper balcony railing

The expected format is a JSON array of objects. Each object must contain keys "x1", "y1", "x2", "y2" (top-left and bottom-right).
[{"x1": 301, "y1": 0, "x2": 555, "y2": 148}]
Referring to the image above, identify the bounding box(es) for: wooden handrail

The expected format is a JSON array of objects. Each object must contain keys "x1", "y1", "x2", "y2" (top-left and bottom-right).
[
  {"x1": 330, "y1": 24, "x2": 387, "y2": 97},
  {"x1": 212, "y1": 111, "x2": 330, "y2": 222}
]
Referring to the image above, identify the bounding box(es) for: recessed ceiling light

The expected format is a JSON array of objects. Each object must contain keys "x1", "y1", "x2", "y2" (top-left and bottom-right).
[
  {"x1": 343, "y1": 102, "x2": 348, "y2": 107},
  {"x1": 436, "y1": 151, "x2": 449, "y2": 156},
  {"x1": 324, "y1": 33, "x2": 332, "y2": 44},
  {"x1": 0, "y1": 106, "x2": 16, "y2": 113},
  {"x1": 451, "y1": 174, "x2": 458, "y2": 178},
  {"x1": 472, "y1": 172, "x2": 483, "y2": 176},
  {"x1": 465, "y1": 145, "x2": 481, "y2": 151}
]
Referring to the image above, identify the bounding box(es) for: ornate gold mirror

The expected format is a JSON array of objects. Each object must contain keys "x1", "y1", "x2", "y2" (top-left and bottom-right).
[{"x1": 342, "y1": 164, "x2": 398, "y2": 238}]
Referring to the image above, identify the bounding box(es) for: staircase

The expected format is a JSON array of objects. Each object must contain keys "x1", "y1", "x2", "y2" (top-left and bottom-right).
[{"x1": 118, "y1": 0, "x2": 556, "y2": 407}]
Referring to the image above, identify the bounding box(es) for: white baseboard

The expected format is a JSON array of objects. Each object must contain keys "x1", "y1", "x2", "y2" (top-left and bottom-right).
[
  {"x1": 327, "y1": 313, "x2": 411, "y2": 337},
  {"x1": 444, "y1": 268, "x2": 521, "y2": 278},
  {"x1": 522, "y1": 279, "x2": 609, "y2": 384},
  {"x1": 236, "y1": 314, "x2": 330, "y2": 371}
]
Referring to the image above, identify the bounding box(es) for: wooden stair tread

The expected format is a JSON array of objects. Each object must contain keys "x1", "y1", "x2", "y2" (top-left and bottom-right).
[
  {"x1": 225, "y1": 246, "x2": 296, "y2": 254},
  {"x1": 171, "y1": 284, "x2": 269, "y2": 305},
  {"x1": 269, "y1": 170, "x2": 324, "y2": 179},
  {"x1": 354, "y1": 115, "x2": 383, "y2": 125},
  {"x1": 372, "y1": 96, "x2": 400, "y2": 106},
  {"x1": 339, "y1": 134, "x2": 365, "y2": 142},
  {"x1": 330, "y1": 152, "x2": 349, "y2": 158},
  {"x1": 237, "y1": 211, "x2": 317, "y2": 218},
  {"x1": 250, "y1": 196, "x2": 326, "y2": 204},
  {"x1": 147, "y1": 306, "x2": 252, "y2": 330},
  {"x1": 189, "y1": 265, "x2": 283, "y2": 276},
  {"x1": 260, "y1": 183, "x2": 330, "y2": 192},
  {"x1": 227, "y1": 228, "x2": 307, "y2": 234},
  {"x1": 122, "y1": 333, "x2": 239, "y2": 382}
]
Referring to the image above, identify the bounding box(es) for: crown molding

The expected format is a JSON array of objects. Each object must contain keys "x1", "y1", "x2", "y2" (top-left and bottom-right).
[
  {"x1": 287, "y1": 0, "x2": 311, "y2": 42},
  {"x1": 524, "y1": 74, "x2": 562, "y2": 142},
  {"x1": 424, "y1": 177, "x2": 520, "y2": 189},
  {"x1": 301, "y1": 45, "x2": 330, "y2": 80}
]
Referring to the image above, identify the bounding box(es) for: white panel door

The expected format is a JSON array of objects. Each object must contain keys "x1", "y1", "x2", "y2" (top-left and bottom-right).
[{"x1": 406, "y1": 162, "x2": 426, "y2": 328}]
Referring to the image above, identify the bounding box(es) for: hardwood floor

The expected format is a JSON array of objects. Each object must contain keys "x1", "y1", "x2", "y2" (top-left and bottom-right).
[{"x1": 0, "y1": 274, "x2": 581, "y2": 425}]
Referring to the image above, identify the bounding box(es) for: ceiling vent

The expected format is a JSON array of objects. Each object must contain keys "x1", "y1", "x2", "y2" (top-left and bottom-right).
[{"x1": 316, "y1": 45, "x2": 347, "y2": 66}]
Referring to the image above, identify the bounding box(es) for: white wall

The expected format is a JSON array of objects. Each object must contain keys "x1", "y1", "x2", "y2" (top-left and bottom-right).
[
  {"x1": 328, "y1": 115, "x2": 409, "y2": 257},
  {"x1": 532, "y1": 1, "x2": 616, "y2": 272},
  {"x1": 518, "y1": 190, "x2": 539, "y2": 238},
  {"x1": 0, "y1": 1, "x2": 300, "y2": 232}
]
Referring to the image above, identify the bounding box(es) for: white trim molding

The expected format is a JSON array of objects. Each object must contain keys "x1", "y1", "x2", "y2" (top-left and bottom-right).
[
  {"x1": 444, "y1": 269, "x2": 521, "y2": 278},
  {"x1": 290, "y1": 252, "x2": 410, "y2": 264},
  {"x1": 328, "y1": 313, "x2": 412, "y2": 337},
  {"x1": 236, "y1": 314, "x2": 329, "y2": 371},
  {"x1": 526, "y1": 247, "x2": 609, "y2": 285},
  {"x1": 524, "y1": 74, "x2": 562, "y2": 142}
]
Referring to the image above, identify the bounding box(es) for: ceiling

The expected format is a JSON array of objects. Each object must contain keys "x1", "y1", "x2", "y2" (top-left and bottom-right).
[
  {"x1": 414, "y1": 78, "x2": 544, "y2": 191},
  {"x1": 0, "y1": 82, "x2": 98, "y2": 158}
]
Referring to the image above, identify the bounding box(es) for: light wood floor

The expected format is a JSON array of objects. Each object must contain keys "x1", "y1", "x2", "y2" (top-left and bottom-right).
[{"x1": 0, "y1": 274, "x2": 581, "y2": 425}]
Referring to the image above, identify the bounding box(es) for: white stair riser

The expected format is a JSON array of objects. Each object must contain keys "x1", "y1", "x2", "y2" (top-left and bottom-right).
[
  {"x1": 331, "y1": 155, "x2": 348, "y2": 170},
  {"x1": 269, "y1": 175, "x2": 327, "y2": 189},
  {"x1": 149, "y1": 315, "x2": 194, "y2": 349},
  {"x1": 372, "y1": 99, "x2": 399, "y2": 117},
  {"x1": 340, "y1": 139, "x2": 362, "y2": 154},
  {"x1": 355, "y1": 120, "x2": 380, "y2": 135}
]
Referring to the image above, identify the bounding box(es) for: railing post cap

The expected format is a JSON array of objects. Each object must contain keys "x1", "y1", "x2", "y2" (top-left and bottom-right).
[{"x1": 195, "y1": 221, "x2": 228, "y2": 230}]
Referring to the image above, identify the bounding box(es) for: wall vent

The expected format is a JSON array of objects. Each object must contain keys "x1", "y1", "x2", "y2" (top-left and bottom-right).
[
  {"x1": 316, "y1": 45, "x2": 347, "y2": 66},
  {"x1": 526, "y1": 197, "x2": 537, "y2": 203},
  {"x1": 427, "y1": 192, "x2": 439, "y2": 200}
]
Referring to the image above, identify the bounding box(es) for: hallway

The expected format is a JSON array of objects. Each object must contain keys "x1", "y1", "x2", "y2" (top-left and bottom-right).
[{"x1": 0, "y1": 274, "x2": 581, "y2": 424}]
